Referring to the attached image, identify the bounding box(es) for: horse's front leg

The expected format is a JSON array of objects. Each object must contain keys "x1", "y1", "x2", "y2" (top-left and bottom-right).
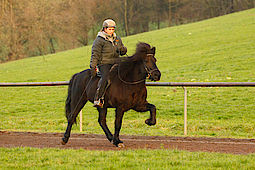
[
  {"x1": 145, "y1": 103, "x2": 156, "y2": 126},
  {"x1": 134, "y1": 103, "x2": 156, "y2": 126},
  {"x1": 113, "y1": 108, "x2": 125, "y2": 147},
  {"x1": 97, "y1": 108, "x2": 113, "y2": 142}
]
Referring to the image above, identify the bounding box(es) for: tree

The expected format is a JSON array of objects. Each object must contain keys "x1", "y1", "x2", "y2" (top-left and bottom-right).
[
  {"x1": 1, "y1": 0, "x2": 254, "y2": 63},
  {"x1": 124, "y1": 0, "x2": 129, "y2": 36}
]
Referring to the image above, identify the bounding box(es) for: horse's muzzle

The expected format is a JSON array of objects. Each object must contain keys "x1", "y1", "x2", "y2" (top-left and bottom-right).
[{"x1": 150, "y1": 70, "x2": 161, "y2": 81}]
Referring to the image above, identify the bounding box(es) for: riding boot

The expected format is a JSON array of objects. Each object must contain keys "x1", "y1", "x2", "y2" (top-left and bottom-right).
[
  {"x1": 93, "y1": 79, "x2": 108, "y2": 108},
  {"x1": 93, "y1": 64, "x2": 112, "y2": 108}
]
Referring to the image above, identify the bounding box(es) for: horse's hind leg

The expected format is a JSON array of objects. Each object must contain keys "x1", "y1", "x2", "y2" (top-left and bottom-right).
[
  {"x1": 62, "y1": 99, "x2": 87, "y2": 145},
  {"x1": 97, "y1": 108, "x2": 113, "y2": 142},
  {"x1": 62, "y1": 121, "x2": 74, "y2": 145},
  {"x1": 113, "y1": 108, "x2": 125, "y2": 147}
]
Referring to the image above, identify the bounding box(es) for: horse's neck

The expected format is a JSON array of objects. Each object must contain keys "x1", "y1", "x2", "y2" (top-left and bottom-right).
[{"x1": 119, "y1": 60, "x2": 145, "y2": 82}]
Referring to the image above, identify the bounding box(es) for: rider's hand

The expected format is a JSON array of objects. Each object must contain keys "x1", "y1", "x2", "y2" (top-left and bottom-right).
[{"x1": 119, "y1": 46, "x2": 127, "y2": 56}]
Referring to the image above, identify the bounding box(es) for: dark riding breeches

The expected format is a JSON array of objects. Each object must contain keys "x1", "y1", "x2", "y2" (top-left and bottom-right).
[{"x1": 95, "y1": 64, "x2": 113, "y2": 100}]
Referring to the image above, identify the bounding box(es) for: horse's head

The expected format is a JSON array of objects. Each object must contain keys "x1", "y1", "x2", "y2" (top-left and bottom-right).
[{"x1": 136, "y1": 43, "x2": 161, "y2": 81}]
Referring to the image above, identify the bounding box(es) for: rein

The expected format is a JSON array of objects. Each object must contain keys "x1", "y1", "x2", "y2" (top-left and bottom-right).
[
  {"x1": 117, "y1": 53, "x2": 156, "y2": 85},
  {"x1": 118, "y1": 63, "x2": 146, "y2": 85}
]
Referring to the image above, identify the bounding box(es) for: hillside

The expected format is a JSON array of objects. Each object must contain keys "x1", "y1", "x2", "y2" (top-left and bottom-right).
[{"x1": 0, "y1": 8, "x2": 254, "y2": 83}]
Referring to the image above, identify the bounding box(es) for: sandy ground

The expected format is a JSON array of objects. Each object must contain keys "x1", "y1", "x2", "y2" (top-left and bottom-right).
[{"x1": 1, "y1": 131, "x2": 255, "y2": 155}]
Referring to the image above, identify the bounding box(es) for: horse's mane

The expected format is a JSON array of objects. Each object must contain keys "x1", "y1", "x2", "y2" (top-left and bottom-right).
[
  {"x1": 127, "y1": 42, "x2": 152, "y2": 62},
  {"x1": 109, "y1": 42, "x2": 151, "y2": 81}
]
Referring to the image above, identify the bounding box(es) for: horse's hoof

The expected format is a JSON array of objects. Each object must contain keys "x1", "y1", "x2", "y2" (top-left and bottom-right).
[
  {"x1": 113, "y1": 139, "x2": 123, "y2": 147},
  {"x1": 61, "y1": 137, "x2": 68, "y2": 145},
  {"x1": 61, "y1": 140, "x2": 66, "y2": 145},
  {"x1": 118, "y1": 143, "x2": 125, "y2": 148},
  {"x1": 145, "y1": 119, "x2": 156, "y2": 126},
  {"x1": 113, "y1": 142, "x2": 125, "y2": 148}
]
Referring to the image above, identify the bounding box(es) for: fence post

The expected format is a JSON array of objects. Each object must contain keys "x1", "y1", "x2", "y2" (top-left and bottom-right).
[
  {"x1": 80, "y1": 110, "x2": 82, "y2": 132},
  {"x1": 184, "y1": 87, "x2": 187, "y2": 135}
]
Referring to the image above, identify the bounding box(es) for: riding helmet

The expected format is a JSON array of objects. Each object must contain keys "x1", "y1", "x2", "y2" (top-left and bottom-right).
[{"x1": 102, "y1": 19, "x2": 116, "y2": 28}]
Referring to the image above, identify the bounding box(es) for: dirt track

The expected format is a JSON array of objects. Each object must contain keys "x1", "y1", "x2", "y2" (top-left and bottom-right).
[{"x1": 1, "y1": 131, "x2": 255, "y2": 155}]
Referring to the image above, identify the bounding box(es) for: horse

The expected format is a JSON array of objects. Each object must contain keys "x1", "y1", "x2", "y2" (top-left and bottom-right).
[{"x1": 61, "y1": 42, "x2": 161, "y2": 147}]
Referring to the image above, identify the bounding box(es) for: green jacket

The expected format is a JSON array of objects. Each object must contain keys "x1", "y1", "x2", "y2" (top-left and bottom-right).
[{"x1": 90, "y1": 32, "x2": 127, "y2": 68}]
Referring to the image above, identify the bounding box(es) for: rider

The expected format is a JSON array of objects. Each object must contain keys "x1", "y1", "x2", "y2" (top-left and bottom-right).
[{"x1": 90, "y1": 19, "x2": 127, "y2": 107}]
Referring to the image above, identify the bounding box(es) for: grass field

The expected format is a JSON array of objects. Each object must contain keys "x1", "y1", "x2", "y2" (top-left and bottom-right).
[
  {"x1": 1, "y1": 147, "x2": 255, "y2": 169},
  {"x1": 0, "y1": 8, "x2": 255, "y2": 169}
]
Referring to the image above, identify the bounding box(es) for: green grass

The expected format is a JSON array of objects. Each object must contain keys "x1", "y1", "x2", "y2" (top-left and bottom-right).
[
  {"x1": 1, "y1": 7, "x2": 255, "y2": 170},
  {"x1": 1, "y1": 147, "x2": 255, "y2": 169}
]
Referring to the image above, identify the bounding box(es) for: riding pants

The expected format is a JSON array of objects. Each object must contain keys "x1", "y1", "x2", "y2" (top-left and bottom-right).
[{"x1": 95, "y1": 64, "x2": 113, "y2": 100}]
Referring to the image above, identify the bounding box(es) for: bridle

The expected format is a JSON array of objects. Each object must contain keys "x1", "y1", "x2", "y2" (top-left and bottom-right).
[
  {"x1": 118, "y1": 53, "x2": 158, "y2": 85},
  {"x1": 144, "y1": 54, "x2": 158, "y2": 80}
]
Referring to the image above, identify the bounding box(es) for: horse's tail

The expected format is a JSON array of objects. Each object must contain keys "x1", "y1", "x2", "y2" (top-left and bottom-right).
[
  {"x1": 65, "y1": 73, "x2": 77, "y2": 122},
  {"x1": 65, "y1": 69, "x2": 91, "y2": 123}
]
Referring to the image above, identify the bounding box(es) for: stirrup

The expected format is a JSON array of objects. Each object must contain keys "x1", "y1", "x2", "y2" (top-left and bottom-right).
[{"x1": 93, "y1": 99, "x2": 104, "y2": 108}]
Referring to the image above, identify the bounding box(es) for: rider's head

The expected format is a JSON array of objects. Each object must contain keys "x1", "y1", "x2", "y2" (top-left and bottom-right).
[{"x1": 102, "y1": 19, "x2": 116, "y2": 36}]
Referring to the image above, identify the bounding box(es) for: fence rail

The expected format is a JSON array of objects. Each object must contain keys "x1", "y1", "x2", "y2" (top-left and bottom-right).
[
  {"x1": 0, "y1": 81, "x2": 69, "y2": 87},
  {"x1": 1, "y1": 81, "x2": 255, "y2": 87},
  {"x1": 1, "y1": 81, "x2": 255, "y2": 135}
]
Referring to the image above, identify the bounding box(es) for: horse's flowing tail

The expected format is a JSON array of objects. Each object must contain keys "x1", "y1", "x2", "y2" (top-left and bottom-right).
[{"x1": 65, "y1": 73, "x2": 77, "y2": 122}]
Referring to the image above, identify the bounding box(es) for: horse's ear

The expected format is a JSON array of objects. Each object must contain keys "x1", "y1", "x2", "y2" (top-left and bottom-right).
[{"x1": 152, "y1": 47, "x2": 156, "y2": 54}]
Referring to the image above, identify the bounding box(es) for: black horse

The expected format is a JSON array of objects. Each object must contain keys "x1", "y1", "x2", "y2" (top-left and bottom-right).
[{"x1": 62, "y1": 42, "x2": 161, "y2": 147}]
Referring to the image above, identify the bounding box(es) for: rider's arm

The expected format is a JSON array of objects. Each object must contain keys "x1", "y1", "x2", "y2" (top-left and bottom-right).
[
  {"x1": 117, "y1": 37, "x2": 127, "y2": 56},
  {"x1": 90, "y1": 37, "x2": 103, "y2": 68}
]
